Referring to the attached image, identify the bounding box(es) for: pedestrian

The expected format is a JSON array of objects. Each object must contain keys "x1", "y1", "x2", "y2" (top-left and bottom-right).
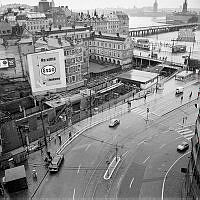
[
  {"x1": 181, "y1": 96, "x2": 183, "y2": 102},
  {"x1": 58, "y1": 134, "x2": 62, "y2": 145},
  {"x1": 189, "y1": 91, "x2": 192, "y2": 99},
  {"x1": 198, "y1": 91, "x2": 200, "y2": 99},
  {"x1": 183, "y1": 117, "x2": 185, "y2": 124},
  {"x1": 144, "y1": 94, "x2": 147, "y2": 101},
  {"x1": 69, "y1": 132, "x2": 72, "y2": 140}
]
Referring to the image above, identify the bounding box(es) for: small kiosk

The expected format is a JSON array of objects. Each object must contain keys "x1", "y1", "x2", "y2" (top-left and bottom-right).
[{"x1": 4, "y1": 165, "x2": 28, "y2": 193}]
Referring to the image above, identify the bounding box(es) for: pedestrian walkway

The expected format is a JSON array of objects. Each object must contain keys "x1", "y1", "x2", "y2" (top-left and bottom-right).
[
  {"x1": 175, "y1": 127, "x2": 195, "y2": 140},
  {"x1": 131, "y1": 107, "x2": 161, "y2": 121}
]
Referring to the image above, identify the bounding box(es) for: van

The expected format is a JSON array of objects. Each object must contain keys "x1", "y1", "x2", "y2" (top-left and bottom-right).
[{"x1": 175, "y1": 87, "x2": 184, "y2": 95}]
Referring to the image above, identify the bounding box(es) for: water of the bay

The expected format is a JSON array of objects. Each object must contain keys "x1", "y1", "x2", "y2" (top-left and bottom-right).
[{"x1": 129, "y1": 16, "x2": 200, "y2": 60}]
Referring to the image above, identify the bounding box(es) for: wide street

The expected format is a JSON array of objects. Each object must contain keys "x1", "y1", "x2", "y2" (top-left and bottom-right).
[{"x1": 33, "y1": 77, "x2": 200, "y2": 199}]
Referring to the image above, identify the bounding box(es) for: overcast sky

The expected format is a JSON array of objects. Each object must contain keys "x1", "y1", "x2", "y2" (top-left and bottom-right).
[{"x1": 1, "y1": 0, "x2": 200, "y2": 10}]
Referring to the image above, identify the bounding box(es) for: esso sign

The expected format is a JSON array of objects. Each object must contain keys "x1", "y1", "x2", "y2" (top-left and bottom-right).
[{"x1": 41, "y1": 65, "x2": 56, "y2": 75}]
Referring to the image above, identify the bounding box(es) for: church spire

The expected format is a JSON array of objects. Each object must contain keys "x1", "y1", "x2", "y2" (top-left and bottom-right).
[
  {"x1": 153, "y1": 0, "x2": 158, "y2": 12},
  {"x1": 182, "y1": 0, "x2": 187, "y2": 13}
]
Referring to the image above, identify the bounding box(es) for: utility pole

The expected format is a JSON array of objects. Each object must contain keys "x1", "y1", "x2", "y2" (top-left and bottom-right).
[
  {"x1": 40, "y1": 101, "x2": 48, "y2": 149},
  {"x1": 147, "y1": 107, "x2": 149, "y2": 121},
  {"x1": 116, "y1": 144, "x2": 118, "y2": 162},
  {"x1": 89, "y1": 89, "x2": 92, "y2": 117}
]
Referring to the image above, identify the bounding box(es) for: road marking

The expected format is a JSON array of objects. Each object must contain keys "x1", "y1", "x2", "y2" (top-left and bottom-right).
[
  {"x1": 137, "y1": 140, "x2": 145, "y2": 146},
  {"x1": 129, "y1": 177, "x2": 135, "y2": 188},
  {"x1": 176, "y1": 136, "x2": 183, "y2": 140},
  {"x1": 118, "y1": 177, "x2": 122, "y2": 188},
  {"x1": 77, "y1": 164, "x2": 81, "y2": 174},
  {"x1": 122, "y1": 151, "x2": 128, "y2": 158},
  {"x1": 85, "y1": 144, "x2": 91, "y2": 151},
  {"x1": 143, "y1": 156, "x2": 150, "y2": 164},
  {"x1": 161, "y1": 152, "x2": 190, "y2": 200},
  {"x1": 160, "y1": 144, "x2": 166, "y2": 149},
  {"x1": 73, "y1": 188, "x2": 76, "y2": 200}
]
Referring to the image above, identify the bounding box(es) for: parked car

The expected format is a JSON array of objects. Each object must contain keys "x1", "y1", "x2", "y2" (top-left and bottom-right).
[
  {"x1": 49, "y1": 154, "x2": 64, "y2": 172},
  {"x1": 109, "y1": 119, "x2": 120, "y2": 127},
  {"x1": 177, "y1": 142, "x2": 189, "y2": 151}
]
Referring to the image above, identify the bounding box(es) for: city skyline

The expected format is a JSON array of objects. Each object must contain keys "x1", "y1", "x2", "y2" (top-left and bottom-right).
[{"x1": 0, "y1": 0, "x2": 200, "y2": 10}]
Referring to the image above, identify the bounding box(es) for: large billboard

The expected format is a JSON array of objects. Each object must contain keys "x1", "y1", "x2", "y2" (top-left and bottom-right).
[{"x1": 27, "y1": 49, "x2": 66, "y2": 95}]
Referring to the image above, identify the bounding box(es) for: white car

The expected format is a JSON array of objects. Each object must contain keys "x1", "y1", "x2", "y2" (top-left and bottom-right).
[
  {"x1": 109, "y1": 119, "x2": 120, "y2": 127},
  {"x1": 49, "y1": 154, "x2": 64, "y2": 172},
  {"x1": 177, "y1": 142, "x2": 189, "y2": 151}
]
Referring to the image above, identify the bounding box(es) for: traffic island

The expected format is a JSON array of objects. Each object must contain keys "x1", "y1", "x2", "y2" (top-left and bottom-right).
[{"x1": 104, "y1": 156, "x2": 121, "y2": 180}]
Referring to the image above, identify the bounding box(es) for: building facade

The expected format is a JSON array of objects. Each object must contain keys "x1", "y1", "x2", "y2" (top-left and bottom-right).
[
  {"x1": 0, "y1": 21, "x2": 12, "y2": 37},
  {"x1": 185, "y1": 112, "x2": 200, "y2": 198},
  {"x1": 88, "y1": 33, "x2": 133, "y2": 69},
  {"x1": 16, "y1": 12, "x2": 53, "y2": 33},
  {"x1": 51, "y1": 6, "x2": 72, "y2": 28},
  {"x1": 75, "y1": 11, "x2": 129, "y2": 36}
]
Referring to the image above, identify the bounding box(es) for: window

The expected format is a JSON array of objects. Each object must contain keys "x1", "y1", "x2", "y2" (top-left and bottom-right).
[
  {"x1": 72, "y1": 75, "x2": 76, "y2": 82},
  {"x1": 71, "y1": 58, "x2": 75, "y2": 63}
]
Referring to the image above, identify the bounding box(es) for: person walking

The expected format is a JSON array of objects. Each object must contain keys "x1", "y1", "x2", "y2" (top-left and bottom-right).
[
  {"x1": 58, "y1": 134, "x2": 62, "y2": 145},
  {"x1": 181, "y1": 96, "x2": 183, "y2": 103},
  {"x1": 189, "y1": 91, "x2": 192, "y2": 99}
]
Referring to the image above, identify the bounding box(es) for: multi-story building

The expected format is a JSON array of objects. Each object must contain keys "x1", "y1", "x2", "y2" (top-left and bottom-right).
[
  {"x1": 75, "y1": 11, "x2": 129, "y2": 36},
  {"x1": 185, "y1": 111, "x2": 200, "y2": 198},
  {"x1": 51, "y1": 6, "x2": 72, "y2": 28},
  {"x1": 16, "y1": 12, "x2": 53, "y2": 33},
  {"x1": 0, "y1": 21, "x2": 12, "y2": 37},
  {"x1": 88, "y1": 32, "x2": 133, "y2": 69},
  {"x1": 24, "y1": 36, "x2": 89, "y2": 92}
]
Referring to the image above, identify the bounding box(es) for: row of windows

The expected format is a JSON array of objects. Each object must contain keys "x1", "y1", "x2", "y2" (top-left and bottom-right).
[
  {"x1": 89, "y1": 41, "x2": 123, "y2": 50},
  {"x1": 64, "y1": 48, "x2": 82, "y2": 56},
  {"x1": 27, "y1": 20, "x2": 50, "y2": 25},
  {"x1": 27, "y1": 25, "x2": 49, "y2": 30},
  {"x1": 0, "y1": 29, "x2": 11, "y2": 34},
  {"x1": 67, "y1": 64, "x2": 81, "y2": 74},
  {"x1": 90, "y1": 49, "x2": 121, "y2": 58},
  {"x1": 50, "y1": 33, "x2": 90, "y2": 40},
  {"x1": 67, "y1": 74, "x2": 82, "y2": 83},
  {"x1": 65, "y1": 56, "x2": 83, "y2": 65}
]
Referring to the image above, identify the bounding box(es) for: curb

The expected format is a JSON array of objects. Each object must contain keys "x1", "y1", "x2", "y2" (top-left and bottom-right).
[{"x1": 56, "y1": 109, "x2": 128, "y2": 155}]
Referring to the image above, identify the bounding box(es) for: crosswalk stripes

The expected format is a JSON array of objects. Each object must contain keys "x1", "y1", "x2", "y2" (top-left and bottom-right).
[
  {"x1": 176, "y1": 128, "x2": 195, "y2": 140},
  {"x1": 131, "y1": 107, "x2": 160, "y2": 121}
]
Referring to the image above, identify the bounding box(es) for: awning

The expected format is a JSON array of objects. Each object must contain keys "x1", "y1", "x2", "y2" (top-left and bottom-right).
[{"x1": 98, "y1": 82, "x2": 123, "y2": 94}]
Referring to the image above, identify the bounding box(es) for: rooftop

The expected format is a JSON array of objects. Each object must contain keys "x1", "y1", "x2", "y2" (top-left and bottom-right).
[
  {"x1": 5, "y1": 165, "x2": 26, "y2": 182},
  {"x1": 117, "y1": 69, "x2": 158, "y2": 83},
  {"x1": 176, "y1": 70, "x2": 193, "y2": 77}
]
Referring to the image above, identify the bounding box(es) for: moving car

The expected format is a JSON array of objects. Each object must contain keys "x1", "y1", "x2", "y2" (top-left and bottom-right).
[
  {"x1": 49, "y1": 154, "x2": 64, "y2": 172},
  {"x1": 175, "y1": 87, "x2": 184, "y2": 95},
  {"x1": 109, "y1": 119, "x2": 120, "y2": 127},
  {"x1": 177, "y1": 142, "x2": 189, "y2": 151}
]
